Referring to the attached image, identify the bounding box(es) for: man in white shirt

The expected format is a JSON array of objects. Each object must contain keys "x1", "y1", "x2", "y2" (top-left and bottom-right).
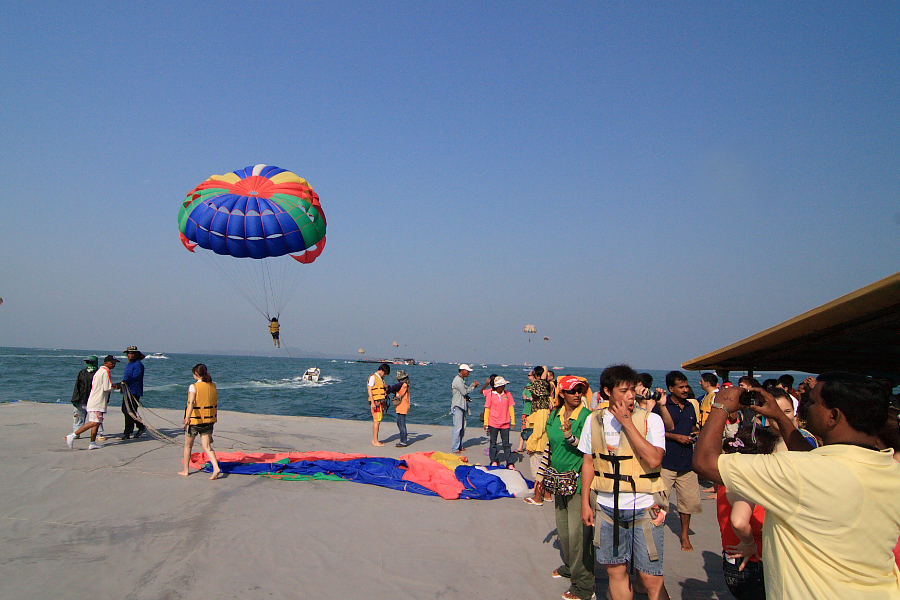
[
  {"x1": 66, "y1": 355, "x2": 119, "y2": 449},
  {"x1": 579, "y1": 364, "x2": 669, "y2": 600}
]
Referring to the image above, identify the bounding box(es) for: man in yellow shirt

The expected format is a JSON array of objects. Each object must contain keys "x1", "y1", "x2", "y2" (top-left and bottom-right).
[{"x1": 694, "y1": 372, "x2": 900, "y2": 600}]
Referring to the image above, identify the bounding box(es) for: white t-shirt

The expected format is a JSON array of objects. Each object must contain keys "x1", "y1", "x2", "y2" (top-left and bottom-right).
[
  {"x1": 578, "y1": 410, "x2": 666, "y2": 510},
  {"x1": 85, "y1": 367, "x2": 113, "y2": 413}
]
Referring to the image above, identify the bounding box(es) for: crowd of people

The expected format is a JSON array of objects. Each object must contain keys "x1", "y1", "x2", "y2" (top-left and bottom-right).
[
  {"x1": 65, "y1": 354, "x2": 900, "y2": 597},
  {"x1": 393, "y1": 363, "x2": 899, "y2": 600}
]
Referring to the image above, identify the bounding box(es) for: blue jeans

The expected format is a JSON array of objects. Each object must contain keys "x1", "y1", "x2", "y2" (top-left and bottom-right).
[
  {"x1": 396, "y1": 413, "x2": 408, "y2": 444},
  {"x1": 450, "y1": 407, "x2": 466, "y2": 451},
  {"x1": 488, "y1": 426, "x2": 511, "y2": 465}
]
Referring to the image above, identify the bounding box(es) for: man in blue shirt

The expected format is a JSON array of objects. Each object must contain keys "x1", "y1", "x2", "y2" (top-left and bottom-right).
[
  {"x1": 121, "y1": 345, "x2": 146, "y2": 439},
  {"x1": 653, "y1": 370, "x2": 702, "y2": 551}
]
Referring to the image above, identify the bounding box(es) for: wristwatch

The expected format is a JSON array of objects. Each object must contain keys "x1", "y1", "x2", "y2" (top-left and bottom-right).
[{"x1": 711, "y1": 402, "x2": 729, "y2": 413}]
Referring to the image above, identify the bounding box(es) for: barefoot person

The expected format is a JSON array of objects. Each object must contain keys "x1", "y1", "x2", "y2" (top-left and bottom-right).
[
  {"x1": 367, "y1": 363, "x2": 390, "y2": 447},
  {"x1": 178, "y1": 364, "x2": 221, "y2": 480}
]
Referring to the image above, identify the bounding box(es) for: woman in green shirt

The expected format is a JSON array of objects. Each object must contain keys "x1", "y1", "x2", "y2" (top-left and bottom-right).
[{"x1": 543, "y1": 375, "x2": 594, "y2": 600}]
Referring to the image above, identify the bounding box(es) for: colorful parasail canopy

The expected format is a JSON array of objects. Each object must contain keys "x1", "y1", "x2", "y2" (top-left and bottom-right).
[
  {"x1": 177, "y1": 164, "x2": 326, "y2": 319},
  {"x1": 178, "y1": 164, "x2": 326, "y2": 262},
  {"x1": 524, "y1": 324, "x2": 536, "y2": 333}
]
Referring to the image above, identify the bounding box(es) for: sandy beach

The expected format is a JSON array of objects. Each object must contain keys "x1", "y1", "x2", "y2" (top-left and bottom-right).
[{"x1": 0, "y1": 402, "x2": 730, "y2": 600}]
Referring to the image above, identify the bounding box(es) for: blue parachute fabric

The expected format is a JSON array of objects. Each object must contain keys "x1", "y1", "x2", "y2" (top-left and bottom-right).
[
  {"x1": 232, "y1": 165, "x2": 288, "y2": 179},
  {"x1": 456, "y1": 465, "x2": 515, "y2": 500},
  {"x1": 200, "y1": 457, "x2": 518, "y2": 500},
  {"x1": 207, "y1": 457, "x2": 439, "y2": 497}
]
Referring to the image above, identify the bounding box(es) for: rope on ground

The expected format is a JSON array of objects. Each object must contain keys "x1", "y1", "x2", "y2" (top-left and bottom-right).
[
  {"x1": 122, "y1": 386, "x2": 180, "y2": 446},
  {"x1": 120, "y1": 387, "x2": 298, "y2": 453}
]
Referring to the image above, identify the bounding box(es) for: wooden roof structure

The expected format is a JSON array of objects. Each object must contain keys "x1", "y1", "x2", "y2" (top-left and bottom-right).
[{"x1": 681, "y1": 271, "x2": 900, "y2": 376}]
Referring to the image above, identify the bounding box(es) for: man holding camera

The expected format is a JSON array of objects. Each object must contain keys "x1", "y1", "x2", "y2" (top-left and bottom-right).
[
  {"x1": 694, "y1": 373, "x2": 900, "y2": 600},
  {"x1": 653, "y1": 370, "x2": 702, "y2": 552}
]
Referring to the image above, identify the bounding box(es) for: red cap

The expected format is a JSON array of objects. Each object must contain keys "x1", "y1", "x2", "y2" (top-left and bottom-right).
[{"x1": 558, "y1": 375, "x2": 584, "y2": 391}]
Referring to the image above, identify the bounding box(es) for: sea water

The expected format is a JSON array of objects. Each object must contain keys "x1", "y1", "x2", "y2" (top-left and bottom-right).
[{"x1": 0, "y1": 347, "x2": 764, "y2": 427}]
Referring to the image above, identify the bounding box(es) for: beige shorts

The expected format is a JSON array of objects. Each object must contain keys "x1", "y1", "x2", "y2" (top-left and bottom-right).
[
  {"x1": 660, "y1": 468, "x2": 702, "y2": 514},
  {"x1": 87, "y1": 411, "x2": 104, "y2": 424}
]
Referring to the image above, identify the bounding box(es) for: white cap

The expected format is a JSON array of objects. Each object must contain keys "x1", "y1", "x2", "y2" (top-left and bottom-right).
[
  {"x1": 459, "y1": 364, "x2": 474, "y2": 371},
  {"x1": 493, "y1": 376, "x2": 509, "y2": 387}
]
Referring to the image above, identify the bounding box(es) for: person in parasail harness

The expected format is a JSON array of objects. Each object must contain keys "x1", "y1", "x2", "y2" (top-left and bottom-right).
[{"x1": 269, "y1": 317, "x2": 280, "y2": 348}]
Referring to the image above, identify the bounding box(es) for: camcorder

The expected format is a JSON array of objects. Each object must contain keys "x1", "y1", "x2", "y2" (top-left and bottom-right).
[{"x1": 637, "y1": 389, "x2": 662, "y2": 401}]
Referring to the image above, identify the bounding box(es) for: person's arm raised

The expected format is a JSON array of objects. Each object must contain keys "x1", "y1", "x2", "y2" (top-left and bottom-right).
[{"x1": 693, "y1": 387, "x2": 743, "y2": 484}]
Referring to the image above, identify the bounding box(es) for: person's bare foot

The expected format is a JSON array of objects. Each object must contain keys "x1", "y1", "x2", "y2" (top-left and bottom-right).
[
  {"x1": 372, "y1": 441, "x2": 385, "y2": 447},
  {"x1": 178, "y1": 470, "x2": 189, "y2": 476},
  {"x1": 681, "y1": 538, "x2": 694, "y2": 551},
  {"x1": 209, "y1": 470, "x2": 221, "y2": 480}
]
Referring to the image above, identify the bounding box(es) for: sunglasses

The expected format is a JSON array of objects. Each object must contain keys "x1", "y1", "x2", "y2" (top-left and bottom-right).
[{"x1": 563, "y1": 388, "x2": 584, "y2": 395}]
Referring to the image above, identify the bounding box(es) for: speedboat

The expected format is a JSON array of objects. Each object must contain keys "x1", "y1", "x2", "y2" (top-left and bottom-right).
[{"x1": 302, "y1": 367, "x2": 320, "y2": 383}]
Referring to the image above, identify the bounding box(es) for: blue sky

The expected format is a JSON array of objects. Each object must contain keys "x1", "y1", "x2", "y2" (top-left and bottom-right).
[{"x1": 1, "y1": 1, "x2": 897, "y2": 368}]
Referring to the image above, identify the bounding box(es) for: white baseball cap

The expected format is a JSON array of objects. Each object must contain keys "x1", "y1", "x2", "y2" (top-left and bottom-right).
[{"x1": 459, "y1": 364, "x2": 474, "y2": 371}]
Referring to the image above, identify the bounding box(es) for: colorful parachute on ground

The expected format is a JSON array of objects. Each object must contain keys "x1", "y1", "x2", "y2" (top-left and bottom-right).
[
  {"x1": 189, "y1": 450, "x2": 532, "y2": 500},
  {"x1": 177, "y1": 164, "x2": 326, "y2": 318}
]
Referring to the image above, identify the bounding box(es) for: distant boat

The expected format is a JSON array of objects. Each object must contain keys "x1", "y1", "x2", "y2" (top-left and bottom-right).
[
  {"x1": 302, "y1": 367, "x2": 320, "y2": 383},
  {"x1": 150, "y1": 353, "x2": 168, "y2": 359}
]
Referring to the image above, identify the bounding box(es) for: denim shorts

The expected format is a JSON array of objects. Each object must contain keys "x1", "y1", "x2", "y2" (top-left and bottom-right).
[
  {"x1": 521, "y1": 427, "x2": 533, "y2": 441},
  {"x1": 596, "y1": 506, "x2": 664, "y2": 576}
]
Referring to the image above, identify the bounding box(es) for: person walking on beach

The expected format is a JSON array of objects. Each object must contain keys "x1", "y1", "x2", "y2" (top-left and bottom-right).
[
  {"x1": 392, "y1": 370, "x2": 411, "y2": 447},
  {"x1": 482, "y1": 376, "x2": 516, "y2": 468},
  {"x1": 178, "y1": 364, "x2": 221, "y2": 480},
  {"x1": 450, "y1": 364, "x2": 478, "y2": 454},
  {"x1": 694, "y1": 374, "x2": 900, "y2": 600},
  {"x1": 66, "y1": 355, "x2": 119, "y2": 449},
  {"x1": 653, "y1": 370, "x2": 702, "y2": 552},
  {"x1": 120, "y1": 346, "x2": 146, "y2": 439},
  {"x1": 367, "y1": 363, "x2": 390, "y2": 447},
  {"x1": 70, "y1": 355, "x2": 98, "y2": 434}
]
